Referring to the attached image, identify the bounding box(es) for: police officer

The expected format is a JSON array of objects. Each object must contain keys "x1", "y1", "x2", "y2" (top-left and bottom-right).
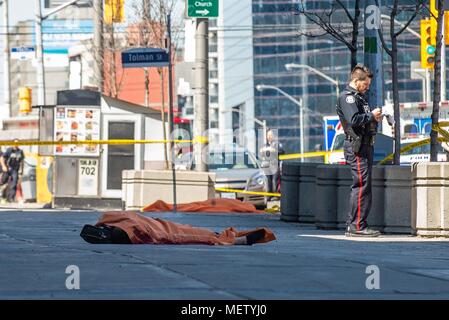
[{"x1": 336, "y1": 64, "x2": 383, "y2": 237}]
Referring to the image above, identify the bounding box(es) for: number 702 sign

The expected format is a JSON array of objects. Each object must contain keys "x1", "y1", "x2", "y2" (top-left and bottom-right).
[{"x1": 78, "y1": 159, "x2": 98, "y2": 196}]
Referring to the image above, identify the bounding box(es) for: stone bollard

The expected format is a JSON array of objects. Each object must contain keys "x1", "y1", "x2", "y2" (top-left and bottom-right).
[
  {"x1": 298, "y1": 163, "x2": 319, "y2": 223},
  {"x1": 412, "y1": 162, "x2": 449, "y2": 237},
  {"x1": 280, "y1": 162, "x2": 301, "y2": 222},
  {"x1": 315, "y1": 165, "x2": 339, "y2": 230},
  {"x1": 367, "y1": 165, "x2": 385, "y2": 232},
  {"x1": 384, "y1": 165, "x2": 412, "y2": 234},
  {"x1": 336, "y1": 165, "x2": 351, "y2": 230}
]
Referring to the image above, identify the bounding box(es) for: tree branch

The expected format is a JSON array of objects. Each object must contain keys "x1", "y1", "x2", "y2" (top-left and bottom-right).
[
  {"x1": 336, "y1": 0, "x2": 354, "y2": 24},
  {"x1": 394, "y1": 1, "x2": 425, "y2": 37}
]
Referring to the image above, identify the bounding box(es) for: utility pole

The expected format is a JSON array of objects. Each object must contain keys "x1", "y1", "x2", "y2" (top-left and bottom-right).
[
  {"x1": 93, "y1": 0, "x2": 104, "y2": 93},
  {"x1": 426, "y1": 68, "x2": 432, "y2": 102},
  {"x1": 441, "y1": 14, "x2": 446, "y2": 102},
  {"x1": 167, "y1": 12, "x2": 177, "y2": 211},
  {"x1": 2, "y1": 0, "x2": 11, "y2": 119},
  {"x1": 194, "y1": 18, "x2": 209, "y2": 172},
  {"x1": 35, "y1": 0, "x2": 46, "y2": 106},
  {"x1": 35, "y1": 0, "x2": 84, "y2": 105},
  {"x1": 299, "y1": 98, "x2": 304, "y2": 163}
]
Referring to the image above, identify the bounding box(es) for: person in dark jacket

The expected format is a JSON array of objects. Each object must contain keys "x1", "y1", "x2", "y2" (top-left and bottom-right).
[
  {"x1": 336, "y1": 64, "x2": 382, "y2": 237},
  {"x1": 0, "y1": 140, "x2": 25, "y2": 203}
]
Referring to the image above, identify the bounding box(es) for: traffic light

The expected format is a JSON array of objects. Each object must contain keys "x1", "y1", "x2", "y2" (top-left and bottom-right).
[
  {"x1": 421, "y1": 19, "x2": 436, "y2": 69},
  {"x1": 104, "y1": 0, "x2": 125, "y2": 24},
  {"x1": 430, "y1": 0, "x2": 449, "y2": 45},
  {"x1": 18, "y1": 87, "x2": 32, "y2": 114}
]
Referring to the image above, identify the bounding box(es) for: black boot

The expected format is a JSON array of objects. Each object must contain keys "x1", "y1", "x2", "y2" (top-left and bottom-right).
[
  {"x1": 80, "y1": 224, "x2": 114, "y2": 244},
  {"x1": 246, "y1": 229, "x2": 266, "y2": 245}
]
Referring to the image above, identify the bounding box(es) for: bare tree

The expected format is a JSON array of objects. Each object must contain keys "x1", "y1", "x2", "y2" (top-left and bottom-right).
[
  {"x1": 430, "y1": 0, "x2": 445, "y2": 161},
  {"x1": 295, "y1": 0, "x2": 361, "y2": 69},
  {"x1": 104, "y1": 23, "x2": 126, "y2": 97},
  {"x1": 130, "y1": 0, "x2": 179, "y2": 169},
  {"x1": 103, "y1": 1, "x2": 127, "y2": 98},
  {"x1": 376, "y1": 0, "x2": 426, "y2": 164}
]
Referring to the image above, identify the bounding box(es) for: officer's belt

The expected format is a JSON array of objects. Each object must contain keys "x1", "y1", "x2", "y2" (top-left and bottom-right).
[{"x1": 345, "y1": 134, "x2": 373, "y2": 145}]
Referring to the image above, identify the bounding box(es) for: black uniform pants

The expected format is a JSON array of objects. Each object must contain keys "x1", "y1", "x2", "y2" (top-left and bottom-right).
[
  {"x1": 1, "y1": 169, "x2": 19, "y2": 202},
  {"x1": 267, "y1": 171, "x2": 280, "y2": 194},
  {"x1": 343, "y1": 140, "x2": 374, "y2": 231}
]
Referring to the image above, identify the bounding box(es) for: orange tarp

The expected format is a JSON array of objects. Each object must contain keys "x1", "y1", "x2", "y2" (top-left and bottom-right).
[
  {"x1": 97, "y1": 211, "x2": 276, "y2": 245},
  {"x1": 142, "y1": 199, "x2": 264, "y2": 213}
]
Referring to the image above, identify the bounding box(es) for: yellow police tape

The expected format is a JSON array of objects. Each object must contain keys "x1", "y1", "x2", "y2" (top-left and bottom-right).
[
  {"x1": 378, "y1": 122, "x2": 449, "y2": 165},
  {"x1": 279, "y1": 151, "x2": 329, "y2": 161},
  {"x1": 215, "y1": 187, "x2": 281, "y2": 198},
  {"x1": 0, "y1": 139, "x2": 194, "y2": 147}
]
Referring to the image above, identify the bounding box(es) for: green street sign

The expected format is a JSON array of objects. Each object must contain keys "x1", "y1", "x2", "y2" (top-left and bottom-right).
[{"x1": 187, "y1": 0, "x2": 219, "y2": 18}]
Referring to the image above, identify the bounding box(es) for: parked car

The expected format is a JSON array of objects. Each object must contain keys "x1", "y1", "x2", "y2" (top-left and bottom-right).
[
  {"x1": 399, "y1": 138, "x2": 446, "y2": 163},
  {"x1": 175, "y1": 145, "x2": 268, "y2": 207},
  {"x1": 328, "y1": 133, "x2": 446, "y2": 164}
]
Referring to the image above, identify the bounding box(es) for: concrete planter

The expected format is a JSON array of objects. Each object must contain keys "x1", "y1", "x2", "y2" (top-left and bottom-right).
[
  {"x1": 383, "y1": 165, "x2": 412, "y2": 234},
  {"x1": 315, "y1": 165, "x2": 339, "y2": 230},
  {"x1": 336, "y1": 165, "x2": 351, "y2": 230},
  {"x1": 298, "y1": 163, "x2": 319, "y2": 223},
  {"x1": 122, "y1": 170, "x2": 216, "y2": 210},
  {"x1": 367, "y1": 166, "x2": 385, "y2": 232},
  {"x1": 280, "y1": 162, "x2": 301, "y2": 222},
  {"x1": 412, "y1": 163, "x2": 449, "y2": 237}
]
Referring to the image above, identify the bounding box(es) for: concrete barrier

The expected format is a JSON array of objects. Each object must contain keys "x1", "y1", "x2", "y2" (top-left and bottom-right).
[
  {"x1": 280, "y1": 162, "x2": 301, "y2": 222},
  {"x1": 384, "y1": 165, "x2": 412, "y2": 234},
  {"x1": 412, "y1": 162, "x2": 449, "y2": 237},
  {"x1": 368, "y1": 166, "x2": 385, "y2": 232},
  {"x1": 315, "y1": 165, "x2": 339, "y2": 230},
  {"x1": 336, "y1": 165, "x2": 351, "y2": 229},
  {"x1": 122, "y1": 170, "x2": 216, "y2": 210},
  {"x1": 298, "y1": 163, "x2": 319, "y2": 223}
]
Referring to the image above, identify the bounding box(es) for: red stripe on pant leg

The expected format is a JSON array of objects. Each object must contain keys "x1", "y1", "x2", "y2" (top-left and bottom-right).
[{"x1": 356, "y1": 156, "x2": 363, "y2": 231}]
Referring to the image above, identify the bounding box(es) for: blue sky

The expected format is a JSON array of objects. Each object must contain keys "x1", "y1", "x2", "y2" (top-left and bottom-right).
[{"x1": 0, "y1": 0, "x2": 185, "y2": 104}]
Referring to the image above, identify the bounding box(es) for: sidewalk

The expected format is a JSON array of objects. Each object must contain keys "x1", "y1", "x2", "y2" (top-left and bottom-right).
[
  {"x1": 1, "y1": 209, "x2": 449, "y2": 299},
  {"x1": 0, "y1": 201, "x2": 47, "y2": 210}
]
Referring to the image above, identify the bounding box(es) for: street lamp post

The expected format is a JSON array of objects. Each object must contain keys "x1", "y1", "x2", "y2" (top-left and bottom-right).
[
  {"x1": 256, "y1": 84, "x2": 304, "y2": 162},
  {"x1": 1, "y1": 0, "x2": 11, "y2": 119},
  {"x1": 285, "y1": 63, "x2": 340, "y2": 97},
  {"x1": 35, "y1": 0, "x2": 84, "y2": 106}
]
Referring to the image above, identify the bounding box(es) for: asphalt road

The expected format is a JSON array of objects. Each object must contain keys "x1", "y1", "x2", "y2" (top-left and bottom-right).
[{"x1": 1, "y1": 209, "x2": 449, "y2": 299}]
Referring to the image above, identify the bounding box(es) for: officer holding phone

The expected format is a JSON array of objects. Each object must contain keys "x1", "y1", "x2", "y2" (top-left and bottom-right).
[{"x1": 336, "y1": 64, "x2": 382, "y2": 237}]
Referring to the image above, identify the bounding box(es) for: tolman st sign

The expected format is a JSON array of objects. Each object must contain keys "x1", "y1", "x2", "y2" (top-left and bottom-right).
[{"x1": 121, "y1": 48, "x2": 169, "y2": 68}]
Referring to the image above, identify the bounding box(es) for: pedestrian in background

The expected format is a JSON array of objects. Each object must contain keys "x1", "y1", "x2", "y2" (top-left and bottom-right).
[
  {"x1": 260, "y1": 129, "x2": 285, "y2": 199},
  {"x1": 336, "y1": 64, "x2": 383, "y2": 237},
  {"x1": 0, "y1": 140, "x2": 25, "y2": 203}
]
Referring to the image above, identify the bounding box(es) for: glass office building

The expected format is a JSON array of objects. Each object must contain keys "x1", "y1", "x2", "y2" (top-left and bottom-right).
[{"x1": 252, "y1": 0, "x2": 425, "y2": 153}]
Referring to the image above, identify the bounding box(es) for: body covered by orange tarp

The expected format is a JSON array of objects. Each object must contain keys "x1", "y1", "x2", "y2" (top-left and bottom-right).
[
  {"x1": 96, "y1": 211, "x2": 276, "y2": 245},
  {"x1": 142, "y1": 199, "x2": 264, "y2": 213}
]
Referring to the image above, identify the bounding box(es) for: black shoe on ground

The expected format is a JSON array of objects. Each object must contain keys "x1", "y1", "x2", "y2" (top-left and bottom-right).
[
  {"x1": 246, "y1": 229, "x2": 266, "y2": 245},
  {"x1": 80, "y1": 224, "x2": 114, "y2": 244},
  {"x1": 345, "y1": 227, "x2": 381, "y2": 237}
]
